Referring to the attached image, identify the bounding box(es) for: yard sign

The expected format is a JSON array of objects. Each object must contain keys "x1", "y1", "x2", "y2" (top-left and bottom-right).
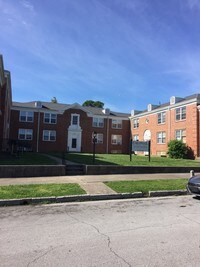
[{"x1": 130, "y1": 140, "x2": 151, "y2": 162}]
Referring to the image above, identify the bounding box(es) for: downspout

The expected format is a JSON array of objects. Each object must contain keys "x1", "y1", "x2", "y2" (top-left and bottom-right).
[
  {"x1": 106, "y1": 115, "x2": 109, "y2": 154},
  {"x1": 168, "y1": 107, "x2": 171, "y2": 143},
  {"x1": 36, "y1": 110, "x2": 40, "y2": 153},
  {"x1": 197, "y1": 106, "x2": 200, "y2": 157}
]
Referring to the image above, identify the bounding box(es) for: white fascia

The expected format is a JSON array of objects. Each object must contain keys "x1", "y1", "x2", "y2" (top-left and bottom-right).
[{"x1": 130, "y1": 98, "x2": 198, "y2": 119}]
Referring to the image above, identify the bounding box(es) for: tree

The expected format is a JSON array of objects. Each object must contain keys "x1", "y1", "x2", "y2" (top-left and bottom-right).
[
  {"x1": 82, "y1": 100, "x2": 104, "y2": 108},
  {"x1": 167, "y1": 140, "x2": 188, "y2": 159},
  {"x1": 51, "y1": 97, "x2": 58, "y2": 103}
]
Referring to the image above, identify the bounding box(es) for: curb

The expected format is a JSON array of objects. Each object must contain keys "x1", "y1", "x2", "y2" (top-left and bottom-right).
[
  {"x1": 0, "y1": 190, "x2": 188, "y2": 206},
  {"x1": 149, "y1": 190, "x2": 188, "y2": 197}
]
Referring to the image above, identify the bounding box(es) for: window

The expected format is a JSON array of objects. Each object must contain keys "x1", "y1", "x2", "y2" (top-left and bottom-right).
[
  {"x1": 44, "y1": 113, "x2": 57, "y2": 124},
  {"x1": 176, "y1": 106, "x2": 186, "y2": 121},
  {"x1": 111, "y1": 135, "x2": 122, "y2": 145},
  {"x1": 175, "y1": 129, "x2": 186, "y2": 143},
  {"x1": 157, "y1": 112, "x2": 166, "y2": 124},
  {"x1": 71, "y1": 114, "x2": 80, "y2": 126},
  {"x1": 133, "y1": 135, "x2": 139, "y2": 141},
  {"x1": 72, "y1": 115, "x2": 78, "y2": 125},
  {"x1": 157, "y1": 132, "x2": 166, "y2": 144},
  {"x1": 18, "y1": 129, "x2": 33, "y2": 140},
  {"x1": 43, "y1": 130, "x2": 56, "y2": 141},
  {"x1": 133, "y1": 118, "x2": 139, "y2": 128},
  {"x1": 93, "y1": 117, "x2": 104, "y2": 127},
  {"x1": 112, "y1": 119, "x2": 122, "y2": 129},
  {"x1": 19, "y1": 111, "x2": 34, "y2": 122},
  {"x1": 92, "y1": 133, "x2": 103, "y2": 144}
]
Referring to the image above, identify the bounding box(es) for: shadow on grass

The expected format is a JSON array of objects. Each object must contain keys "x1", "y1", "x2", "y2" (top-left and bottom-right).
[
  {"x1": 0, "y1": 152, "x2": 57, "y2": 165},
  {"x1": 64, "y1": 153, "x2": 118, "y2": 165}
]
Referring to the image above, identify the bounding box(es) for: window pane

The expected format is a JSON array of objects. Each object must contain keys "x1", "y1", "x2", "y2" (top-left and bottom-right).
[
  {"x1": 93, "y1": 117, "x2": 104, "y2": 127},
  {"x1": 43, "y1": 131, "x2": 49, "y2": 140},
  {"x1": 27, "y1": 112, "x2": 33, "y2": 122},
  {"x1": 97, "y1": 134, "x2": 103, "y2": 143},
  {"x1": 182, "y1": 107, "x2": 186, "y2": 119},
  {"x1": 51, "y1": 114, "x2": 57, "y2": 123},
  {"x1": 133, "y1": 119, "x2": 139, "y2": 128},
  {"x1": 112, "y1": 135, "x2": 122, "y2": 145},
  {"x1": 44, "y1": 113, "x2": 50, "y2": 123},
  {"x1": 72, "y1": 116, "x2": 78, "y2": 125},
  {"x1": 50, "y1": 131, "x2": 56, "y2": 141}
]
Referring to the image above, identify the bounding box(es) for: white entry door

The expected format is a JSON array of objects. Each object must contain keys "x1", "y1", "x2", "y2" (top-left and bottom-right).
[{"x1": 67, "y1": 131, "x2": 82, "y2": 152}]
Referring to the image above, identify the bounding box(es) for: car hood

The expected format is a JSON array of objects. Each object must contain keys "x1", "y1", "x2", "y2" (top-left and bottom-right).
[{"x1": 189, "y1": 176, "x2": 200, "y2": 183}]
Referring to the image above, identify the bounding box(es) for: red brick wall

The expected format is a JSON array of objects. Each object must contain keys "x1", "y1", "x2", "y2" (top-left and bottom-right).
[
  {"x1": 10, "y1": 108, "x2": 130, "y2": 154},
  {"x1": 131, "y1": 103, "x2": 200, "y2": 157},
  {"x1": 0, "y1": 83, "x2": 7, "y2": 150}
]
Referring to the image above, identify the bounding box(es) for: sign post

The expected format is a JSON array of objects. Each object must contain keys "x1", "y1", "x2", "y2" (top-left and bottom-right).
[
  {"x1": 129, "y1": 139, "x2": 132, "y2": 162},
  {"x1": 92, "y1": 132, "x2": 97, "y2": 165}
]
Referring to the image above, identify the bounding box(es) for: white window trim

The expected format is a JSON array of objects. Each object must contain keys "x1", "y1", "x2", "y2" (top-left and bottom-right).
[
  {"x1": 175, "y1": 129, "x2": 186, "y2": 142},
  {"x1": 19, "y1": 111, "x2": 34, "y2": 122},
  {"x1": 111, "y1": 135, "x2": 122, "y2": 145},
  {"x1": 93, "y1": 117, "x2": 104, "y2": 128},
  {"x1": 133, "y1": 118, "x2": 139, "y2": 129},
  {"x1": 43, "y1": 130, "x2": 56, "y2": 142},
  {"x1": 112, "y1": 119, "x2": 122, "y2": 129},
  {"x1": 71, "y1": 114, "x2": 80, "y2": 126},
  {"x1": 157, "y1": 131, "x2": 166, "y2": 144},
  {"x1": 92, "y1": 133, "x2": 103, "y2": 144},
  {"x1": 175, "y1": 106, "x2": 186, "y2": 121},
  {"x1": 157, "y1": 112, "x2": 166, "y2": 124},
  {"x1": 44, "y1": 113, "x2": 57, "y2": 124},
  {"x1": 133, "y1": 135, "x2": 139, "y2": 141},
  {"x1": 18, "y1": 129, "x2": 33, "y2": 140}
]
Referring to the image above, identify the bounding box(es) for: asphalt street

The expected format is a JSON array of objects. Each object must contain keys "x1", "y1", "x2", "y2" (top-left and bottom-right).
[{"x1": 1, "y1": 195, "x2": 200, "y2": 267}]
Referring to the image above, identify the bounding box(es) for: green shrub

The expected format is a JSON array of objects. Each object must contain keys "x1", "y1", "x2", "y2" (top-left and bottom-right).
[{"x1": 167, "y1": 140, "x2": 188, "y2": 159}]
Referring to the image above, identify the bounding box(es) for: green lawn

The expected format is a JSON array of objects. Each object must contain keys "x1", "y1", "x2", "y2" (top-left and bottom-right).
[
  {"x1": 52, "y1": 152, "x2": 200, "y2": 166},
  {"x1": 105, "y1": 179, "x2": 188, "y2": 194},
  {"x1": 0, "y1": 152, "x2": 57, "y2": 165},
  {"x1": 0, "y1": 183, "x2": 86, "y2": 199}
]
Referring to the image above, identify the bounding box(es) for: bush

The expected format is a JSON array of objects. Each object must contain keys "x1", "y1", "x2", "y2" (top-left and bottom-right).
[{"x1": 167, "y1": 140, "x2": 188, "y2": 159}]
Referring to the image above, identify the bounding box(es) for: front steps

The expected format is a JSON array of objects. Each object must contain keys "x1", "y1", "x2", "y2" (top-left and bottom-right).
[{"x1": 65, "y1": 164, "x2": 85, "y2": 175}]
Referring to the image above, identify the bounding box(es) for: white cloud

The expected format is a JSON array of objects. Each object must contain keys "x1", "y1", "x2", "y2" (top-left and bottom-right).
[
  {"x1": 20, "y1": 0, "x2": 35, "y2": 12},
  {"x1": 185, "y1": 0, "x2": 200, "y2": 9}
]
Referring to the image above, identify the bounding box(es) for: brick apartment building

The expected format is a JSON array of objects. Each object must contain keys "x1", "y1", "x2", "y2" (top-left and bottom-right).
[
  {"x1": 1, "y1": 54, "x2": 200, "y2": 157},
  {"x1": 130, "y1": 95, "x2": 200, "y2": 157},
  {"x1": 0, "y1": 55, "x2": 12, "y2": 151},
  {"x1": 10, "y1": 101, "x2": 131, "y2": 153}
]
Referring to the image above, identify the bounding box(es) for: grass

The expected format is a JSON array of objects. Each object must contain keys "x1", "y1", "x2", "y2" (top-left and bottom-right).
[
  {"x1": 0, "y1": 152, "x2": 58, "y2": 165},
  {"x1": 52, "y1": 152, "x2": 200, "y2": 167},
  {"x1": 0, "y1": 183, "x2": 86, "y2": 199},
  {"x1": 105, "y1": 179, "x2": 188, "y2": 194}
]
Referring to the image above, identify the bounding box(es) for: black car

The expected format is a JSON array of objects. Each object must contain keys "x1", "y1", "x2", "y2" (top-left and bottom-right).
[{"x1": 187, "y1": 175, "x2": 200, "y2": 196}]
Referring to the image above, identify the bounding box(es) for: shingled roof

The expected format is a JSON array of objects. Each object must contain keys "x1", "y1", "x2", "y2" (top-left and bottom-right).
[
  {"x1": 12, "y1": 101, "x2": 130, "y2": 118},
  {"x1": 131, "y1": 94, "x2": 200, "y2": 116}
]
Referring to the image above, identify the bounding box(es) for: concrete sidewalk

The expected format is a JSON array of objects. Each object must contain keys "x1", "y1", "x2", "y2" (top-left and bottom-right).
[{"x1": 0, "y1": 172, "x2": 192, "y2": 195}]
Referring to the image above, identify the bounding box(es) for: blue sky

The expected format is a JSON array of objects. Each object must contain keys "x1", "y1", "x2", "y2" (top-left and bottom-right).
[{"x1": 1, "y1": 0, "x2": 200, "y2": 113}]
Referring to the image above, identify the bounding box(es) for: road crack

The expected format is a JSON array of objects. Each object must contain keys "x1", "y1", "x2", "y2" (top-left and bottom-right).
[
  {"x1": 68, "y1": 213, "x2": 132, "y2": 267},
  {"x1": 27, "y1": 245, "x2": 62, "y2": 267}
]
